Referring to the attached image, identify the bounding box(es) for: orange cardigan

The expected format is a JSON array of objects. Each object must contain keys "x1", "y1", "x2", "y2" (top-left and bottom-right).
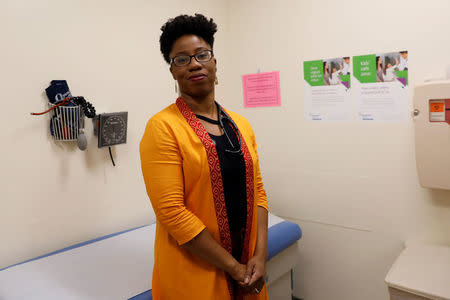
[{"x1": 140, "y1": 98, "x2": 268, "y2": 300}]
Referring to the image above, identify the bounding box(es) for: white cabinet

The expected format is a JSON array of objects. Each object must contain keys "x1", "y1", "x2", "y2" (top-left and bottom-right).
[
  {"x1": 414, "y1": 81, "x2": 450, "y2": 190},
  {"x1": 385, "y1": 244, "x2": 450, "y2": 300}
]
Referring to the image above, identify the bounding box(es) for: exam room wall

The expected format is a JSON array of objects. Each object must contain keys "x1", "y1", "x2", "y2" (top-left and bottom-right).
[
  {"x1": 225, "y1": 0, "x2": 450, "y2": 299},
  {"x1": 0, "y1": 0, "x2": 230, "y2": 269}
]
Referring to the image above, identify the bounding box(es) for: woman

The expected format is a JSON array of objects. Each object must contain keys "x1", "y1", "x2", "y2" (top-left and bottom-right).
[
  {"x1": 140, "y1": 14, "x2": 269, "y2": 300},
  {"x1": 323, "y1": 61, "x2": 330, "y2": 85},
  {"x1": 376, "y1": 56, "x2": 384, "y2": 82}
]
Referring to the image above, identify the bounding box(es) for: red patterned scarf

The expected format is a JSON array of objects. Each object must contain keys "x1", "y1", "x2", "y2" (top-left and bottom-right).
[{"x1": 176, "y1": 97, "x2": 255, "y2": 299}]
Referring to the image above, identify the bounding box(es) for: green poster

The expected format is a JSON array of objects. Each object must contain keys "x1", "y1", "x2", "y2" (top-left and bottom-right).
[
  {"x1": 353, "y1": 54, "x2": 377, "y2": 83},
  {"x1": 304, "y1": 60, "x2": 324, "y2": 86}
]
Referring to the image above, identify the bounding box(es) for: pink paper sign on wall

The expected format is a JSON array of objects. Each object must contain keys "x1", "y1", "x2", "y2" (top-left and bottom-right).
[{"x1": 242, "y1": 71, "x2": 281, "y2": 108}]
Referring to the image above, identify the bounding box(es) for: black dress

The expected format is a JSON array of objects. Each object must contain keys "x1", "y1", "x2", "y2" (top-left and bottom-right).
[{"x1": 196, "y1": 114, "x2": 247, "y2": 261}]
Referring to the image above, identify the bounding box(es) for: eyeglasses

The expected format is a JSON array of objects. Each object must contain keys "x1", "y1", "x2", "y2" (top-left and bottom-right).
[{"x1": 170, "y1": 50, "x2": 214, "y2": 67}]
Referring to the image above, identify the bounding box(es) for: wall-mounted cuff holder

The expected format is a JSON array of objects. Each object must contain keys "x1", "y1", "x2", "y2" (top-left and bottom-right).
[{"x1": 49, "y1": 102, "x2": 84, "y2": 141}]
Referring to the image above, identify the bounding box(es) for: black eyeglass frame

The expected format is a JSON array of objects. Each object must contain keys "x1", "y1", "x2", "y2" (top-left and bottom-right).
[{"x1": 170, "y1": 50, "x2": 214, "y2": 67}]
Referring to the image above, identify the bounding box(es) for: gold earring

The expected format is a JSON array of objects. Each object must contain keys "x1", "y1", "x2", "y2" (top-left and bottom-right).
[
  {"x1": 215, "y1": 76, "x2": 218, "y2": 85},
  {"x1": 174, "y1": 81, "x2": 178, "y2": 93}
]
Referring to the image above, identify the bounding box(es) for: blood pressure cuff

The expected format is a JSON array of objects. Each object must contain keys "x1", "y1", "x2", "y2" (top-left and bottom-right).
[{"x1": 45, "y1": 80, "x2": 72, "y2": 104}]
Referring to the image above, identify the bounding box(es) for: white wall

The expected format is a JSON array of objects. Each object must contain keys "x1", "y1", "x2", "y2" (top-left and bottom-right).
[
  {"x1": 225, "y1": 0, "x2": 450, "y2": 299},
  {"x1": 3, "y1": 1, "x2": 450, "y2": 299},
  {"x1": 0, "y1": 0, "x2": 229, "y2": 269}
]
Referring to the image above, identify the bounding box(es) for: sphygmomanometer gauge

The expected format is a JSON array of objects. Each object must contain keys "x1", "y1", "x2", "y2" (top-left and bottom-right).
[{"x1": 98, "y1": 112, "x2": 128, "y2": 148}]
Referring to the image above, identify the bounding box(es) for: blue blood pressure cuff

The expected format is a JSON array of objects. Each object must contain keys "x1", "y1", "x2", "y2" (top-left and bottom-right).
[{"x1": 45, "y1": 80, "x2": 72, "y2": 103}]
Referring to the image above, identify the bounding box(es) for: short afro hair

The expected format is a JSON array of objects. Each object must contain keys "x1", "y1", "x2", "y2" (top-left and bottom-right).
[{"x1": 159, "y1": 14, "x2": 217, "y2": 64}]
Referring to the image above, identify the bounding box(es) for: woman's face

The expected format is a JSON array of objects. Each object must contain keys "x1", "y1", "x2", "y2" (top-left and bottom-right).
[{"x1": 169, "y1": 34, "x2": 217, "y2": 98}]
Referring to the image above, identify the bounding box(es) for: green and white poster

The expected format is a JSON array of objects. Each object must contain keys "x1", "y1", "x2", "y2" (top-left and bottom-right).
[
  {"x1": 352, "y1": 51, "x2": 408, "y2": 121},
  {"x1": 303, "y1": 57, "x2": 352, "y2": 121},
  {"x1": 303, "y1": 51, "x2": 408, "y2": 122}
]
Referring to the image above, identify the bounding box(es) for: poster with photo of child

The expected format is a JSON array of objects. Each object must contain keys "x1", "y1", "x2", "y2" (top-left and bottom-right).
[
  {"x1": 303, "y1": 57, "x2": 352, "y2": 121},
  {"x1": 324, "y1": 57, "x2": 351, "y2": 88},
  {"x1": 305, "y1": 57, "x2": 351, "y2": 89},
  {"x1": 352, "y1": 50, "x2": 409, "y2": 121},
  {"x1": 354, "y1": 51, "x2": 408, "y2": 86}
]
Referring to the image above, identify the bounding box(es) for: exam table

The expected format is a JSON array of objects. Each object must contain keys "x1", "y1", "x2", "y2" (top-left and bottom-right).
[{"x1": 0, "y1": 213, "x2": 302, "y2": 300}]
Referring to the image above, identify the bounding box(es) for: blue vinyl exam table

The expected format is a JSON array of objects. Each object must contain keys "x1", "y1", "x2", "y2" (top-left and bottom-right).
[{"x1": 0, "y1": 213, "x2": 301, "y2": 300}]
